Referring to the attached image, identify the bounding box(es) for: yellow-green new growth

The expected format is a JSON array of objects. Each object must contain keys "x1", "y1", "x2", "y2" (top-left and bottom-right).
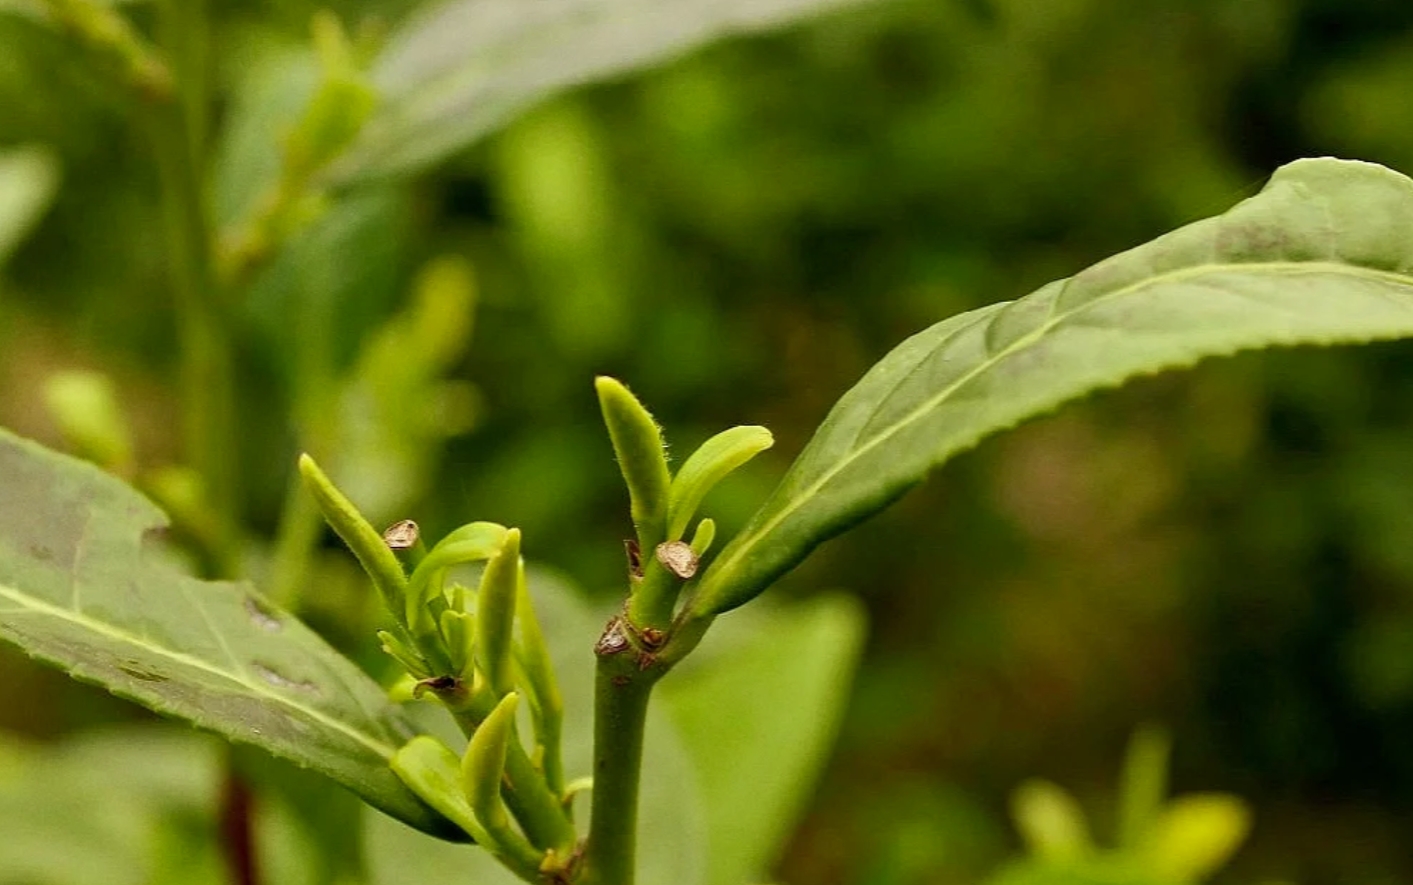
[
  {"x1": 407, "y1": 522, "x2": 509, "y2": 613},
  {"x1": 461, "y1": 693, "x2": 542, "y2": 873},
  {"x1": 596, "y1": 376, "x2": 672, "y2": 550},
  {"x1": 477, "y1": 528, "x2": 522, "y2": 697},
  {"x1": 512, "y1": 568, "x2": 565, "y2": 795},
  {"x1": 666, "y1": 425, "x2": 773, "y2": 541},
  {"x1": 299, "y1": 454, "x2": 410, "y2": 630}
]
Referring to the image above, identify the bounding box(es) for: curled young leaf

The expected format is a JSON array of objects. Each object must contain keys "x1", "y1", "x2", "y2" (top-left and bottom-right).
[
  {"x1": 1011, "y1": 779, "x2": 1094, "y2": 862},
  {"x1": 666, "y1": 425, "x2": 773, "y2": 542},
  {"x1": 405, "y1": 521, "x2": 508, "y2": 629}
]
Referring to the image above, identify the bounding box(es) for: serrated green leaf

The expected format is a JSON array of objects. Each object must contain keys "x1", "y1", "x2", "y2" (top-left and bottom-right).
[
  {"x1": 326, "y1": 0, "x2": 880, "y2": 181},
  {"x1": 0, "y1": 428, "x2": 461, "y2": 839},
  {"x1": 690, "y1": 158, "x2": 1413, "y2": 615}
]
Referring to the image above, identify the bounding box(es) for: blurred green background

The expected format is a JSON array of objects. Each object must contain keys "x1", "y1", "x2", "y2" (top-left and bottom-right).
[{"x1": 5, "y1": 0, "x2": 1413, "y2": 883}]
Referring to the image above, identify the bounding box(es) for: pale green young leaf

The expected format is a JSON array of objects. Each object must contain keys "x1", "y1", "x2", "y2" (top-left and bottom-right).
[
  {"x1": 327, "y1": 0, "x2": 879, "y2": 181},
  {"x1": 691, "y1": 158, "x2": 1413, "y2": 615},
  {"x1": 0, "y1": 428, "x2": 460, "y2": 839},
  {"x1": 366, "y1": 567, "x2": 707, "y2": 885}
]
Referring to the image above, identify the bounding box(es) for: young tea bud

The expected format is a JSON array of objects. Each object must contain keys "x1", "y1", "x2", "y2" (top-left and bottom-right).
[
  {"x1": 299, "y1": 454, "x2": 410, "y2": 631},
  {"x1": 595, "y1": 376, "x2": 672, "y2": 549},
  {"x1": 476, "y1": 528, "x2": 521, "y2": 697}
]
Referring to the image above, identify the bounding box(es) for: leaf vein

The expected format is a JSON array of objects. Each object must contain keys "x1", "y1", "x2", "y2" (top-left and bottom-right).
[{"x1": 0, "y1": 581, "x2": 398, "y2": 759}]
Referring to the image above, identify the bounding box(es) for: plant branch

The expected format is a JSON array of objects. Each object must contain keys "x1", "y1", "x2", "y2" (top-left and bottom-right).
[{"x1": 577, "y1": 617, "x2": 664, "y2": 885}]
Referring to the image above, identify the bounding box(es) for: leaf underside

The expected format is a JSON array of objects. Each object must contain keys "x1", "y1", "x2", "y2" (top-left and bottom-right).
[
  {"x1": 0, "y1": 429, "x2": 460, "y2": 839},
  {"x1": 693, "y1": 158, "x2": 1413, "y2": 614},
  {"x1": 328, "y1": 0, "x2": 875, "y2": 181}
]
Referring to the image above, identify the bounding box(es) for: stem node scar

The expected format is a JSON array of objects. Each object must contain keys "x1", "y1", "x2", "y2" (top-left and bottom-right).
[
  {"x1": 383, "y1": 519, "x2": 420, "y2": 550},
  {"x1": 594, "y1": 617, "x2": 630, "y2": 657}
]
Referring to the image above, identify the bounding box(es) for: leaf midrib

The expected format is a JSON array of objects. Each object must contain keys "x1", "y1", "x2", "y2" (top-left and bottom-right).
[
  {"x1": 0, "y1": 581, "x2": 399, "y2": 759},
  {"x1": 702, "y1": 259, "x2": 1413, "y2": 595}
]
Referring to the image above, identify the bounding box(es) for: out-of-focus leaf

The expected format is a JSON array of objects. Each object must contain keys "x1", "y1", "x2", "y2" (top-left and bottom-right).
[
  {"x1": 1117, "y1": 727, "x2": 1171, "y2": 849},
  {"x1": 366, "y1": 567, "x2": 708, "y2": 885},
  {"x1": 333, "y1": 255, "x2": 479, "y2": 516},
  {"x1": 1144, "y1": 795, "x2": 1251, "y2": 882},
  {"x1": 0, "y1": 428, "x2": 459, "y2": 839},
  {"x1": 691, "y1": 158, "x2": 1413, "y2": 615},
  {"x1": 1011, "y1": 780, "x2": 1093, "y2": 862},
  {"x1": 0, "y1": 726, "x2": 224, "y2": 885},
  {"x1": 0, "y1": 143, "x2": 57, "y2": 266},
  {"x1": 328, "y1": 0, "x2": 880, "y2": 181},
  {"x1": 657, "y1": 594, "x2": 865, "y2": 885}
]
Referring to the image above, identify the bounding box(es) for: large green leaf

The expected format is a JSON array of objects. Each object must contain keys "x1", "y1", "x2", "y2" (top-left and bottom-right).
[
  {"x1": 690, "y1": 158, "x2": 1413, "y2": 615},
  {"x1": 0, "y1": 428, "x2": 459, "y2": 839},
  {"x1": 658, "y1": 594, "x2": 865, "y2": 885},
  {"x1": 327, "y1": 0, "x2": 875, "y2": 182}
]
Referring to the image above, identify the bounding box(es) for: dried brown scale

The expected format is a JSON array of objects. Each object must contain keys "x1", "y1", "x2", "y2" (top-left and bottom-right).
[
  {"x1": 654, "y1": 540, "x2": 698, "y2": 579},
  {"x1": 623, "y1": 539, "x2": 643, "y2": 579},
  {"x1": 594, "y1": 617, "x2": 630, "y2": 656},
  {"x1": 382, "y1": 519, "x2": 419, "y2": 550}
]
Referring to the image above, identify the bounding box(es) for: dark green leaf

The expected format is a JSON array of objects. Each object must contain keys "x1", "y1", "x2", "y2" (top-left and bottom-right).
[
  {"x1": 691, "y1": 158, "x2": 1413, "y2": 614},
  {"x1": 0, "y1": 428, "x2": 460, "y2": 839}
]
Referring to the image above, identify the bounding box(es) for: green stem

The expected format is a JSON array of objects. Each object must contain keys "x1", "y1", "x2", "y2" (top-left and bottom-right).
[{"x1": 578, "y1": 621, "x2": 663, "y2": 885}]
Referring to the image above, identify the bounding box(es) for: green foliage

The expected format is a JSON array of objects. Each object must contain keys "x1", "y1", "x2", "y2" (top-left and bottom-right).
[
  {"x1": 991, "y1": 730, "x2": 1251, "y2": 885},
  {"x1": 691, "y1": 158, "x2": 1413, "y2": 616},
  {"x1": 0, "y1": 727, "x2": 224, "y2": 885},
  {"x1": 6, "y1": 0, "x2": 1413, "y2": 883},
  {"x1": 330, "y1": 0, "x2": 882, "y2": 181},
  {"x1": 0, "y1": 428, "x2": 458, "y2": 838}
]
